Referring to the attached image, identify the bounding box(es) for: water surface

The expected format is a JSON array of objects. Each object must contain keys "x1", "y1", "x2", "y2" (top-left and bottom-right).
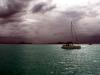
[{"x1": 0, "y1": 44, "x2": 100, "y2": 75}]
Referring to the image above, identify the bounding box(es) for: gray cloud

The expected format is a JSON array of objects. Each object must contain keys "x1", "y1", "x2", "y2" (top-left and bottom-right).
[
  {"x1": 32, "y1": 2, "x2": 47, "y2": 13},
  {"x1": 31, "y1": 0, "x2": 56, "y2": 13},
  {"x1": 0, "y1": 0, "x2": 100, "y2": 43}
]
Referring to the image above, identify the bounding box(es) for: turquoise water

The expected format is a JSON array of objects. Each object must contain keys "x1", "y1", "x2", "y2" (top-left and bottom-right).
[{"x1": 0, "y1": 44, "x2": 100, "y2": 75}]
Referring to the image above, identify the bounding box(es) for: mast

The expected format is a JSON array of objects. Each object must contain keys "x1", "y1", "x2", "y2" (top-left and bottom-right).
[
  {"x1": 71, "y1": 22, "x2": 79, "y2": 43},
  {"x1": 61, "y1": 21, "x2": 81, "y2": 49},
  {"x1": 71, "y1": 21, "x2": 74, "y2": 42}
]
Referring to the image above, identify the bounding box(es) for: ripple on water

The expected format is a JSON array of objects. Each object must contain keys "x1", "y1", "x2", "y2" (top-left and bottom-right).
[{"x1": 0, "y1": 45, "x2": 100, "y2": 75}]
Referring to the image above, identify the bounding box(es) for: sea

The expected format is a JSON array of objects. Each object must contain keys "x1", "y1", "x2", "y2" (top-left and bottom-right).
[{"x1": 0, "y1": 44, "x2": 100, "y2": 75}]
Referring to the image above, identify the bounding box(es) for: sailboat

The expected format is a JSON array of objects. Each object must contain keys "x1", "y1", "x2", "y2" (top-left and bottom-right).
[{"x1": 61, "y1": 22, "x2": 81, "y2": 49}]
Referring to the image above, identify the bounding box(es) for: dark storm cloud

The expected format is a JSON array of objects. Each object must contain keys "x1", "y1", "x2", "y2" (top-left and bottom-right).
[
  {"x1": 0, "y1": 0, "x2": 100, "y2": 43},
  {"x1": 0, "y1": 0, "x2": 24, "y2": 17},
  {"x1": 32, "y1": 2, "x2": 47, "y2": 13},
  {"x1": 31, "y1": 1, "x2": 56, "y2": 13}
]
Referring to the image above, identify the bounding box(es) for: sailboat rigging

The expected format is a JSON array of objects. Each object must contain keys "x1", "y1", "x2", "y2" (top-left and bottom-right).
[{"x1": 61, "y1": 21, "x2": 81, "y2": 49}]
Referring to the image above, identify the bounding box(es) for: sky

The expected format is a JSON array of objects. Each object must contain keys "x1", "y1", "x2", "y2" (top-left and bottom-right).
[{"x1": 0, "y1": 0, "x2": 100, "y2": 44}]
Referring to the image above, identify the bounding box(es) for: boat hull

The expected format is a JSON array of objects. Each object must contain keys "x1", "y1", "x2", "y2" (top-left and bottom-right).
[{"x1": 61, "y1": 45, "x2": 81, "y2": 49}]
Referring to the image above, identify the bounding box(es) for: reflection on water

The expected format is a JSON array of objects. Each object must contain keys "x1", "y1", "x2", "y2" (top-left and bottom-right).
[{"x1": 0, "y1": 44, "x2": 100, "y2": 75}]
